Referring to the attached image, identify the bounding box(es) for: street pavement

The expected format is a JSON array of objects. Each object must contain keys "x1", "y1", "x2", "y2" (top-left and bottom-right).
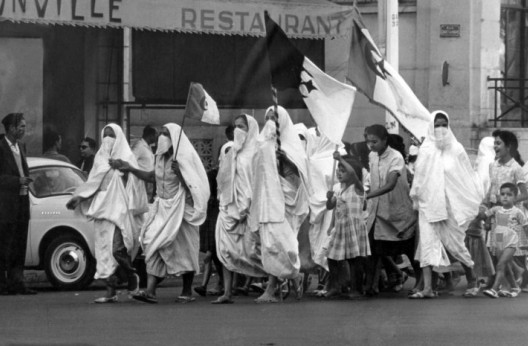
[{"x1": 1, "y1": 275, "x2": 528, "y2": 346}]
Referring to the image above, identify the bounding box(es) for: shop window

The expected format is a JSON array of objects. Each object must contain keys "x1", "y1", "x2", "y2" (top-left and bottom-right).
[{"x1": 132, "y1": 31, "x2": 324, "y2": 108}]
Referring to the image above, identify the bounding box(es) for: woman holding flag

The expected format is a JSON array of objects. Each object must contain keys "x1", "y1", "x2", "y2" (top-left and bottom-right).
[
  {"x1": 249, "y1": 105, "x2": 311, "y2": 303},
  {"x1": 111, "y1": 123, "x2": 210, "y2": 303}
]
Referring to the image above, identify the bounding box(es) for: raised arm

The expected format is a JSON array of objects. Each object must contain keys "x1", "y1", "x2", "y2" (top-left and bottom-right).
[
  {"x1": 367, "y1": 172, "x2": 399, "y2": 200},
  {"x1": 109, "y1": 158, "x2": 155, "y2": 183}
]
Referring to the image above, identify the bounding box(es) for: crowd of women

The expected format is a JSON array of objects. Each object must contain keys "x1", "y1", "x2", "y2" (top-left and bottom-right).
[{"x1": 66, "y1": 106, "x2": 528, "y2": 304}]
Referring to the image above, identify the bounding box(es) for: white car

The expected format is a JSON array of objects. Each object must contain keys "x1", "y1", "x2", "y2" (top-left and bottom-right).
[{"x1": 26, "y1": 157, "x2": 96, "y2": 290}]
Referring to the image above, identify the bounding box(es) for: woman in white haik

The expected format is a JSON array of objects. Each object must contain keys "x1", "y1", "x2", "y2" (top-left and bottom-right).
[
  {"x1": 250, "y1": 106, "x2": 311, "y2": 303},
  {"x1": 112, "y1": 123, "x2": 210, "y2": 304},
  {"x1": 66, "y1": 124, "x2": 148, "y2": 303},
  {"x1": 409, "y1": 111, "x2": 484, "y2": 299},
  {"x1": 212, "y1": 114, "x2": 267, "y2": 304}
]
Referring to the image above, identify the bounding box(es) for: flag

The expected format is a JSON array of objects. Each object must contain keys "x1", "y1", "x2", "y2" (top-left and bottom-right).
[
  {"x1": 264, "y1": 12, "x2": 356, "y2": 145},
  {"x1": 184, "y1": 82, "x2": 220, "y2": 125},
  {"x1": 347, "y1": 7, "x2": 431, "y2": 141}
]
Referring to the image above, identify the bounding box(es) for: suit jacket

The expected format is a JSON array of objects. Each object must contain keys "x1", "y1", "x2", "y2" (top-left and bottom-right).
[{"x1": 0, "y1": 137, "x2": 30, "y2": 222}]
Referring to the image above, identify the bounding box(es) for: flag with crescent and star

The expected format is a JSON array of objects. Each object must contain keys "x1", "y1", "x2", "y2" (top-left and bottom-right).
[
  {"x1": 264, "y1": 11, "x2": 356, "y2": 145},
  {"x1": 346, "y1": 7, "x2": 431, "y2": 140},
  {"x1": 184, "y1": 82, "x2": 220, "y2": 125}
]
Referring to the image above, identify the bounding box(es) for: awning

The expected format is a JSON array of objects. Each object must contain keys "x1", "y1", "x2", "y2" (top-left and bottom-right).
[{"x1": 0, "y1": 0, "x2": 354, "y2": 39}]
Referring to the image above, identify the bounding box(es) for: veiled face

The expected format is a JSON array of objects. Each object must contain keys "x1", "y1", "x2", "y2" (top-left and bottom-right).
[
  {"x1": 160, "y1": 127, "x2": 171, "y2": 139},
  {"x1": 434, "y1": 117, "x2": 448, "y2": 128},
  {"x1": 103, "y1": 127, "x2": 115, "y2": 138},
  {"x1": 265, "y1": 109, "x2": 278, "y2": 122},
  {"x1": 234, "y1": 117, "x2": 249, "y2": 132}
]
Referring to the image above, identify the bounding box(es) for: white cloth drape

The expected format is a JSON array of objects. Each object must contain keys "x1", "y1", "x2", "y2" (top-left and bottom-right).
[
  {"x1": 249, "y1": 107, "x2": 311, "y2": 279},
  {"x1": 410, "y1": 111, "x2": 482, "y2": 268},
  {"x1": 140, "y1": 123, "x2": 210, "y2": 277},
  {"x1": 215, "y1": 115, "x2": 266, "y2": 277},
  {"x1": 73, "y1": 124, "x2": 148, "y2": 279}
]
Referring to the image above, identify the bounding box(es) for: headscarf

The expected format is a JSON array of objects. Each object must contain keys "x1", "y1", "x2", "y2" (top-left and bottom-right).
[
  {"x1": 263, "y1": 105, "x2": 310, "y2": 191},
  {"x1": 410, "y1": 111, "x2": 483, "y2": 226},
  {"x1": 302, "y1": 126, "x2": 344, "y2": 223},
  {"x1": 163, "y1": 123, "x2": 210, "y2": 225},
  {"x1": 474, "y1": 136, "x2": 495, "y2": 194},
  {"x1": 249, "y1": 106, "x2": 311, "y2": 228},
  {"x1": 217, "y1": 115, "x2": 259, "y2": 208},
  {"x1": 74, "y1": 123, "x2": 147, "y2": 215}
]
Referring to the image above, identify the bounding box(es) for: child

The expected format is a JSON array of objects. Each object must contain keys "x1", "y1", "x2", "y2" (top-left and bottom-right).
[
  {"x1": 482, "y1": 183, "x2": 527, "y2": 298},
  {"x1": 325, "y1": 153, "x2": 370, "y2": 299}
]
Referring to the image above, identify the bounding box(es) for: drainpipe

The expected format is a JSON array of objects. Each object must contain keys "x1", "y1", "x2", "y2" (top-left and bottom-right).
[{"x1": 122, "y1": 27, "x2": 132, "y2": 138}]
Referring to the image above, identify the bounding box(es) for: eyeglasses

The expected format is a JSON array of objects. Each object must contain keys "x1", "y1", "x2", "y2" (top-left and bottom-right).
[{"x1": 79, "y1": 145, "x2": 88, "y2": 149}]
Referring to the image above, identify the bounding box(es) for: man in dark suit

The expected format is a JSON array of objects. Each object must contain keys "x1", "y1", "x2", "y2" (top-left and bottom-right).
[{"x1": 0, "y1": 113, "x2": 36, "y2": 295}]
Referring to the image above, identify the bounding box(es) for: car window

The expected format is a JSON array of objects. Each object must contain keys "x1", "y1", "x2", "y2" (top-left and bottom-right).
[{"x1": 29, "y1": 166, "x2": 85, "y2": 198}]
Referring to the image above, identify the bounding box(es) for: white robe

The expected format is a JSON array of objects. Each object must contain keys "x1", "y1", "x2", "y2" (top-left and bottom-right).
[
  {"x1": 140, "y1": 123, "x2": 209, "y2": 277},
  {"x1": 410, "y1": 111, "x2": 483, "y2": 268},
  {"x1": 215, "y1": 115, "x2": 266, "y2": 277},
  {"x1": 74, "y1": 123, "x2": 148, "y2": 279},
  {"x1": 249, "y1": 106, "x2": 311, "y2": 279}
]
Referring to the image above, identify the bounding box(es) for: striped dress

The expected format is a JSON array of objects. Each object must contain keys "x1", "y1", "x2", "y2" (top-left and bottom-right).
[{"x1": 327, "y1": 184, "x2": 370, "y2": 260}]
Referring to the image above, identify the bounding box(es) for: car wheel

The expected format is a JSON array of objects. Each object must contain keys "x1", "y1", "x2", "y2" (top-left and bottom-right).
[{"x1": 44, "y1": 234, "x2": 95, "y2": 290}]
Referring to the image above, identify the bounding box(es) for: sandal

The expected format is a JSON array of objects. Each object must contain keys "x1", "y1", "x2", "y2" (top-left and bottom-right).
[
  {"x1": 483, "y1": 289, "x2": 499, "y2": 299},
  {"x1": 132, "y1": 291, "x2": 158, "y2": 304},
  {"x1": 207, "y1": 289, "x2": 223, "y2": 296},
  {"x1": 408, "y1": 291, "x2": 436, "y2": 299},
  {"x1": 94, "y1": 295, "x2": 118, "y2": 304},
  {"x1": 463, "y1": 287, "x2": 479, "y2": 298},
  {"x1": 498, "y1": 289, "x2": 512, "y2": 298},
  {"x1": 510, "y1": 288, "x2": 521, "y2": 298},
  {"x1": 176, "y1": 296, "x2": 196, "y2": 303}
]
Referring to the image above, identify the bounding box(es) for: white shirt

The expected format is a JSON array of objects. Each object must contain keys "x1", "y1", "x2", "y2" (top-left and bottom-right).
[{"x1": 5, "y1": 136, "x2": 20, "y2": 155}]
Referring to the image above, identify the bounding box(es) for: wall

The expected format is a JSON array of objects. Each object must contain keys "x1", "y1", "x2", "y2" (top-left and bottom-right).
[
  {"x1": 416, "y1": 0, "x2": 501, "y2": 149},
  {"x1": 0, "y1": 37, "x2": 43, "y2": 156}
]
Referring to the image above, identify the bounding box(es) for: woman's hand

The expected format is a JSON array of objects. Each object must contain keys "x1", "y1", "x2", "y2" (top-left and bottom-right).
[
  {"x1": 109, "y1": 159, "x2": 132, "y2": 172},
  {"x1": 171, "y1": 160, "x2": 181, "y2": 174},
  {"x1": 333, "y1": 151, "x2": 341, "y2": 161},
  {"x1": 66, "y1": 196, "x2": 82, "y2": 210},
  {"x1": 326, "y1": 190, "x2": 335, "y2": 200}
]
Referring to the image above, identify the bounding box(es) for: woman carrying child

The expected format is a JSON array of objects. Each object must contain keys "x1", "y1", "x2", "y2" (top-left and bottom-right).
[{"x1": 325, "y1": 153, "x2": 370, "y2": 299}]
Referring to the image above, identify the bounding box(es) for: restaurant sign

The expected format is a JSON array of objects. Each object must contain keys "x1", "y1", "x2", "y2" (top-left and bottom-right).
[{"x1": 0, "y1": 0, "x2": 354, "y2": 39}]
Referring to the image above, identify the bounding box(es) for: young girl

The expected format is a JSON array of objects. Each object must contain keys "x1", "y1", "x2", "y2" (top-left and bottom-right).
[
  {"x1": 482, "y1": 183, "x2": 527, "y2": 298},
  {"x1": 325, "y1": 153, "x2": 370, "y2": 299},
  {"x1": 487, "y1": 130, "x2": 528, "y2": 288}
]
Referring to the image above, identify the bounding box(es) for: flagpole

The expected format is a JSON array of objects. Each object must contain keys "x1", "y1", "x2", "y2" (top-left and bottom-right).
[
  {"x1": 174, "y1": 83, "x2": 193, "y2": 158},
  {"x1": 331, "y1": 144, "x2": 339, "y2": 187}
]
